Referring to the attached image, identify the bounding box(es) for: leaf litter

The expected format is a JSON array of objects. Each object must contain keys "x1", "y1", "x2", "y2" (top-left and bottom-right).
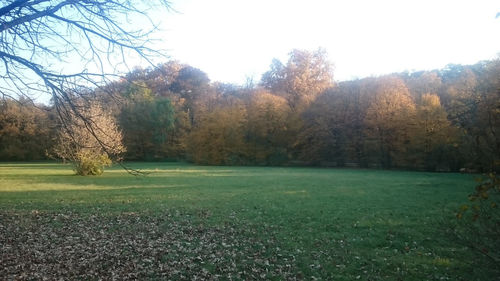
[{"x1": 0, "y1": 211, "x2": 300, "y2": 280}]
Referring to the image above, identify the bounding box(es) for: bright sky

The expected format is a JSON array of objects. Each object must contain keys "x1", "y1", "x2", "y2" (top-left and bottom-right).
[{"x1": 158, "y1": 0, "x2": 500, "y2": 84}]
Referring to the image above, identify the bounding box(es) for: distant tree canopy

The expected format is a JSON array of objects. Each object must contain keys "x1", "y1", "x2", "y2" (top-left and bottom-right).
[
  {"x1": 261, "y1": 48, "x2": 334, "y2": 111},
  {"x1": 0, "y1": 49, "x2": 499, "y2": 172},
  {"x1": 0, "y1": 98, "x2": 54, "y2": 160}
]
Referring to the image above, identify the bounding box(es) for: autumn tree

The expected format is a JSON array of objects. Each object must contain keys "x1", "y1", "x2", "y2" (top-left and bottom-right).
[
  {"x1": 54, "y1": 101, "x2": 125, "y2": 175},
  {"x1": 472, "y1": 59, "x2": 500, "y2": 171},
  {"x1": 440, "y1": 63, "x2": 498, "y2": 171},
  {"x1": 0, "y1": 98, "x2": 54, "y2": 160},
  {"x1": 298, "y1": 81, "x2": 366, "y2": 166},
  {"x1": 440, "y1": 65, "x2": 479, "y2": 127},
  {"x1": 245, "y1": 90, "x2": 290, "y2": 165},
  {"x1": 114, "y1": 63, "x2": 193, "y2": 159},
  {"x1": 187, "y1": 104, "x2": 247, "y2": 165},
  {"x1": 170, "y1": 66, "x2": 214, "y2": 126},
  {"x1": 261, "y1": 48, "x2": 334, "y2": 111},
  {"x1": 403, "y1": 70, "x2": 442, "y2": 100},
  {"x1": 413, "y1": 93, "x2": 458, "y2": 170},
  {"x1": 119, "y1": 82, "x2": 175, "y2": 160},
  {"x1": 363, "y1": 76, "x2": 416, "y2": 168}
]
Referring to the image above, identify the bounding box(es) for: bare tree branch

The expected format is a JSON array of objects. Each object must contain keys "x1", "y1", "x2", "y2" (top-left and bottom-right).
[
  {"x1": 0, "y1": 0, "x2": 78, "y2": 32},
  {"x1": 0, "y1": 0, "x2": 171, "y2": 173},
  {"x1": 1, "y1": 0, "x2": 170, "y2": 103}
]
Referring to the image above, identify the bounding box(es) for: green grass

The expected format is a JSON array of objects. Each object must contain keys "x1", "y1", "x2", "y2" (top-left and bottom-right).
[{"x1": 0, "y1": 162, "x2": 496, "y2": 280}]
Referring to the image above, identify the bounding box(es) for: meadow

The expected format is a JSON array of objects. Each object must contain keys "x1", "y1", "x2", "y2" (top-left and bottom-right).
[{"x1": 0, "y1": 162, "x2": 496, "y2": 280}]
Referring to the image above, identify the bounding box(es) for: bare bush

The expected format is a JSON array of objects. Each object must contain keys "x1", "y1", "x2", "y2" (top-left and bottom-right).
[{"x1": 53, "y1": 101, "x2": 125, "y2": 175}]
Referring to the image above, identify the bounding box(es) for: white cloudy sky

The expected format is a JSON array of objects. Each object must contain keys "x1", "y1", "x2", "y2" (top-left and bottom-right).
[{"x1": 156, "y1": 0, "x2": 500, "y2": 83}]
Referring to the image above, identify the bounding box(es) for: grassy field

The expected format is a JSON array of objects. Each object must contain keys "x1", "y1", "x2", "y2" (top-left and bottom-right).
[{"x1": 0, "y1": 162, "x2": 497, "y2": 280}]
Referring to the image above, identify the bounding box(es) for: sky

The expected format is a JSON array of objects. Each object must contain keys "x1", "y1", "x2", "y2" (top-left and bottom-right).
[{"x1": 156, "y1": 0, "x2": 500, "y2": 84}]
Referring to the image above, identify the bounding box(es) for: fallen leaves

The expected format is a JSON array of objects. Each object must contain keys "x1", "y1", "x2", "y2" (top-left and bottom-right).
[{"x1": 0, "y1": 211, "x2": 299, "y2": 280}]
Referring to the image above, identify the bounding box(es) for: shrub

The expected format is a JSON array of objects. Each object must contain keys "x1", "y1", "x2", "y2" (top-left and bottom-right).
[
  {"x1": 455, "y1": 173, "x2": 500, "y2": 264},
  {"x1": 53, "y1": 101, "x2": 125, "y2": 176},
  {"x1": 73, "y1": 152, "x2": 112, "y2": 176}
]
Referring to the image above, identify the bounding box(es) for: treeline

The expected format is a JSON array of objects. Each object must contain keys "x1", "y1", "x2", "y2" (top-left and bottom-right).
[{"x1": 1, "y1": 49, "x2": 499, "y2": 172}]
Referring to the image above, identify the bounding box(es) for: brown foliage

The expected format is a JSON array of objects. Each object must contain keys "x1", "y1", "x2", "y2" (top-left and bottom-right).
[
  {"x1": 246, "y1": 91, "x2": 291, "y2": 164},
  {"x1": 188, "y1": 104, "x2": 248, "y2": 165},
  {"x1": 53, "y1": 101, "x2": 125, "y2": 175},
  {"x1": 261, "y1": 48, "x2": 334, "y2": 110},
  {"x1": 0, "y1": 99, "x2": 53, "y2": 160},
  {"x1": 363, "y1": 76, "x2": 416, "y2": 168}
]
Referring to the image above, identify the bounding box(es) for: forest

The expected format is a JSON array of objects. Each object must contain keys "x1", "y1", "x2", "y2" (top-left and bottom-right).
[{"x1": 1, "y1": 49, "x2": 499, "y2": 172}]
